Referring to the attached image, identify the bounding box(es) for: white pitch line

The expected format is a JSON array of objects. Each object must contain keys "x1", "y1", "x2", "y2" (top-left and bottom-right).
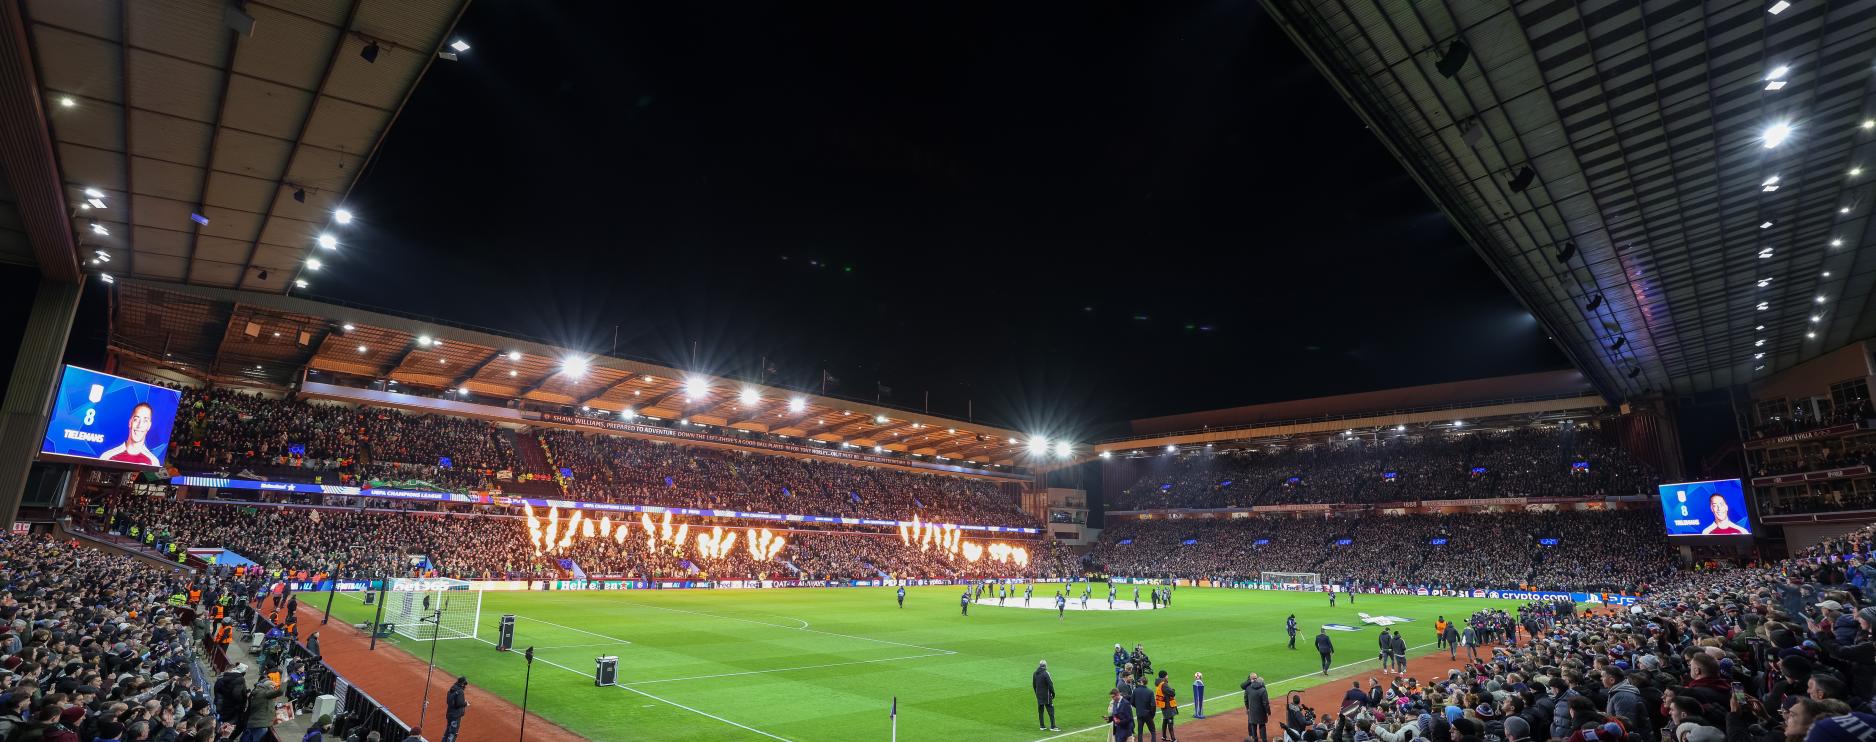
[
  {"x1": 530, "y1": 642, "x2": 633, "y2": 651},
  {"x1": 513, "y1": 614, "x2": 634, "y2": 645},
  {"x1": 523, "y1": 650, "x2": 795, "y2": 741},
  {"x1": 624, "y1": 651, "x2": 953, "y2": 686},
  {"x1": 1030, "y1": 640, "x2": 1438, "y2": 742},
  {"x1": 616, "y1": 601, "x2": 955, "y2": 654}
]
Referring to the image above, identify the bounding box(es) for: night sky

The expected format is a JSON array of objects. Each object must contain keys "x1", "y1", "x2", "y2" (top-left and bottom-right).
[{"x1": 317, "y1": 0, "x2": 1568, "y2": 439}]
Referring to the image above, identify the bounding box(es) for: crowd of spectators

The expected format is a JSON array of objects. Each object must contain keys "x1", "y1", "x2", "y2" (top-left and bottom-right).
[
  {"x1": 1104, "y1": 426, "x2": 1654, "y2": 511},
  {"x1": 0, "y1": 533, "x2": 248, "y2": 741},
  {"x1": 1088, "y1": 509, "x2": 1677, "y2": 592},
  {"x1": 1751, "y1": 436, "x2": 1876, "y2": 478},
  {"x1": 170, "y1": 389, "x2": 515, "y2": 492},
  {"x1": 88, "y1": 494, "x2": 1065, "y2": 583},
  {"x1": 1743, "y1": 396, "x2": 1874, "y2": 440},
  {"x1": 538, "y1": 428, "x2": 1032, "y2": 526},
  {"x1": 164, "y1": 388, "x2": 1033, "y2": 528},
  {"x1": 1270, "y1": 520, "x2": 1876, "y2": 742}
]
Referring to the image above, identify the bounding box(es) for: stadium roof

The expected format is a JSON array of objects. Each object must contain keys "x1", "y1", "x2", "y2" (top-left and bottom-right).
[
  {"x1": 1261, "y1": 0, "x2": 1876, "y2": 400},
  {"x1": 1127, "y1": 369, "x2": 1599, "y2": 436},
  {"x1": 20, "y1": 0, "x2": 469, "y2": 290},
  {"x1": 110, "y1": 280, "x2": 1042, "y2": 465}
]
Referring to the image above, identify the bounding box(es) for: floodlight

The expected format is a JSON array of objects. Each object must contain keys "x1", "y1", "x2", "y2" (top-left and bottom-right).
[
  {"x1": 565, "y1": 357, "x2": 589, "y2": 376},
  {"x1": 293, "y1": 279, "x2": 308, "y2": 288},
  {"x1": 788, "y1": 398, "x2": 805, "y2": 413},
  {"x1": 306, "y1": 257, "x2": 322, "y2": 271},
  {"x1": 1768, "y1": 0, "x2": 1789, "y2": 13},
  {"x1": 450, "y1": 39, "x2": 470, "y2": 52},
  {"x1": 1028, "y1": 437, "x2": 1048, "y2": 455},
  {"x1": 507, "y1": 351, "x2": 521, "y2": 361},
  {"x1": 686, "y1": 378, "x2": 708, "y2": 397},
  {"x1": 740, "y1": 388, "x2": 759, "y2": 405},
  {"x1": 1054, "y1": 441, "x2": 1071, "y2": 458},
  {"x1": 334, "y1": 209, "x2": 354, "y2": 224},
  {"x1": 317, "y1": 233, "x2": 337, "y2": 249},
  {"x1": 357, "y1": 345, "x2": 367, "y2": 353},
  {"x1": 1762, "y1": 122, "x2": 1792, "y2": 148},
  {"x1": 99, "y1": 273, "x2": 113, "y2": 284},
  {"x1": 58, "y1": 96, "x2": 74, "y2": 108},
  {"x1": 417, "y1": 335, "x2": 433, "y2": 347}
]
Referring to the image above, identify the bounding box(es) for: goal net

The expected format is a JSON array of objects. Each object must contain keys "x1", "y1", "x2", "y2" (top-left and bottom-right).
[
  {"x1": 1260, "y1": 572, "x2": 1322, "y2": 589},
  {"x1": 383, "y1": 578, "x2": 481, "y2": 641}
]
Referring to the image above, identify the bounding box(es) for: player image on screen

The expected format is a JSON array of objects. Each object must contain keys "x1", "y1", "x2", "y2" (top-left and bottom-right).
[
  {"x1": 1700, "y1": 493, "x2": 1747, "y2": 535},
  {"x1": 99, "y1": 402, "x2": 160, "y2": 466},
  {"x1": 1658, "y1": 479, "x2": 1752, "y2": 537},
  {"x1": 40, "y1": 365, "x2": 180, "y2": 469}
]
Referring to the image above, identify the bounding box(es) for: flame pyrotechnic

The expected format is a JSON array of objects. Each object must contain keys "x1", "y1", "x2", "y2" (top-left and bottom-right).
[
  {"x1": 525, "y1": 506, "x2": 786, "y2": 562},
  {"x1": 747, "y1": 528, "x2": 786, "y2": 560}
]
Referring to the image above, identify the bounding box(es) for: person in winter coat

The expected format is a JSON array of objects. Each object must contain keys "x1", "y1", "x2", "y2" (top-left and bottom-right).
[
  {"x1": 213, "y1": 666, "x2": 248, "y2": 730},
  {"x1": 1601, "y1": 667, "x2": 1645, "y2": 732},
  {"x1": 1108, "y1": 687, "x2": 1135, "y2": 741},
  {"x1": 1287, "y1": 694, "x2": 1311, "y2": 740},
  {"x1": 1033, "y1": 661, "x2": 1057, "y2": 732},
  {"x1": 1317, "y1": 629, "x2": 1336, "y2": 675},
  {"x1": 1546, "y1": 678, "x2": 1580, "y2": 741},
  {"x1": 306, "y1": 631, "x2": 320, "y2": 658},
  {"x1": 1242, "y1": 673, "x2": 1271, "y2": 742},
  {"x1": 242, "y1": 679, "x2": 283, "y2": 742},
  {"x1": 443, "y1": 677, "x2": 469, "y2": 742},
  {"x1": 1131, "y1": 674, "x2": 1157, "y2": 742}
]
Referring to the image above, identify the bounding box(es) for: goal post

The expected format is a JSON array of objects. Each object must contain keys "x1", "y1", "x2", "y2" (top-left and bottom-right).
[
  {"x1": 384, "y1": 578, "x2": 481, "y2": 641},
  {"x1": 1259, "y1": 572, "x2": 1322, "y2": 589}
]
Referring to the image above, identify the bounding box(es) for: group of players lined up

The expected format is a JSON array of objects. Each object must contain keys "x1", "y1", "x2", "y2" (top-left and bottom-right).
[{"x1": 942, "y1": 581, "x2": 1177, "y2": 617}]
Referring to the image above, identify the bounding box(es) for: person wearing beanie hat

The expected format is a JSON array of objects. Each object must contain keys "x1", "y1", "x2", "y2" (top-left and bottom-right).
[
  {"x1": 1676, "y1": 722, "x2": 1724, "y2": 742},
  {"x1": 1453, "y1": 717, "x2": 1482, "y2": 740},
  {"x1": 1504, "y1": 714, "x2": 1531, "y2": 742}
]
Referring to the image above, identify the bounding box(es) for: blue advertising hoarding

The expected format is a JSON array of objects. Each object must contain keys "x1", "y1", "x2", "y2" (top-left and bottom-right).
[
  {"x1": 1658, "y1": 479, "x2": 1752, "y2": 536},
  {"x1": 40, "y1": 366, "x2": 181, "y2": 468}
]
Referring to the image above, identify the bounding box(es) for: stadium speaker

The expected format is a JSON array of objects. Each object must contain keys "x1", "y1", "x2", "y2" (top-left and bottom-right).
[
  {"x1": 1509, "y1": 167, "x2": 1536, "y2": 192},
  {"x1": 1435, "y1": 40, "x2": 1471, "y2": 78},
  {"x1": 1609, "y1": 336, "x2": 1626, "y2": 351},
  {"x1": 292, "y1": 188, "x2": 306, "y2": 203},
  {"x1": 1584, "y1": 294, "x2": 1603, "y2": 311},
  {"x1": 360, "y1": 41, "x2": 380, "y2": 64},
  {"x1": 497, "y1": 614, "x2": 516, "y2": 651},
  {"x1": 1628, "y1": 367, "x2": 1642, "y2": 379},
  {"x1": 595, "y1": 656, "x2": 619, "y2": 687},
  {"x1": 1553, "y1": 241, "x2": 1576, "y2": 264}
]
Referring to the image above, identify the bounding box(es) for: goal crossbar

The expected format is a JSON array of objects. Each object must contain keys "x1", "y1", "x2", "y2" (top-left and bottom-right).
[{"x1": 1259, "y1": 571, "x2": 1322, "y2": 586}]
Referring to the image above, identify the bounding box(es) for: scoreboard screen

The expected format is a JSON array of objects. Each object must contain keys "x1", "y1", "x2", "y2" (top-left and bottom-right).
[{"x1": 40, "y1": 366, "x2": 180, "y2": 469}]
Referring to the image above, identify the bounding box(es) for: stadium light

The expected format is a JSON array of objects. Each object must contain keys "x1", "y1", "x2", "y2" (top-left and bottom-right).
[
  {"x1": 740, "y1": 388, "x2": 759, "y2": 405},
  {"x1": 1396, "y1": 425, "x2": 1406, "y2": 431},
  {"x1": 564, "y1": 357, "x2": 589, "y2": 377},
  {"x1": 306, "y1": 257, "x2": 322, "y2": 271},
  {"x1": 59, "y1": 96, "x2": 74, "y2": 108},
  {"x1": 509, "y1": 370, "x2": 518, "y2": 377},
  {"x1": 1054, "y1": 441, "x2": 1071, "y2": 458},
  {"x1": 581, "y1": 405, "x2": 590, "y2": 412},
  {"x1": 417, "y1": 335, "x2": 433, "y2": 347},
  {"x1": 1817, "y1": 295, "x2": 1827, "y2": 303},
  {"x1": 294, "y1": 279, "x2": 308, "y2": 289},
  {"x1": 1808, "y1": 331, "x2": 1817, "y2": 339},
  {"x1": 686, "y1": 378, "x2": 708, "y2": 397},
  {"x1": 357, "y1": 345, "x2": 367, "y2": 353},
  {"x1": 1453, "y1": 420, "x2": 1465, "y2": 427},
  {"x1": 623, "y1": 408, "x2": 636, "y2": 419},
  {"x1": 99, "y1": 273, "x2": 114, "y2": 284},
  {"x1": 875, "y1": 414, "x2": 889, "y2": 424},
  {"x1": 1028, "y1": 437, "x2": 1048, "y2": 455},
  {"x1": 90, "y1": 223, "x2": 109, "y2": 236},
  {"x1": 450, "y1": 39, "x2": 471, "y2": 52},
  {"x1": 1767, "y1": 0, "x2": 1789, "y2": 13},
  {"x1": 342, "y1": 323, "x2": 355, "y2": 331},
  {"x1": 1098, "y1": 451, "x2": 1111, "y2": 459},
  {"x1": 1165, "y1": 445, "x2": 1177, "y2": 453},
  {"x1": 317, "y1": 233, "x2": 338, "y2": 250},
  {"x1": 787, "y1": 397, "x2": 805, "y2": 413},
  {"x1": 507, "y1": 351, "x2": 521, "y2": 361},
  {"x1": 1762, "y1": 121, "x2": 1793, "y2": 148},
  {"x1": 334, "y1": 209, "x2": 354, "y2": 224}
]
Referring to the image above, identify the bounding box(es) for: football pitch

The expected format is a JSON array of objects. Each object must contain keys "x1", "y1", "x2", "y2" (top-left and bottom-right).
[{"x1": 315, "y1": 586, "x2": 1519, "y2": 741}]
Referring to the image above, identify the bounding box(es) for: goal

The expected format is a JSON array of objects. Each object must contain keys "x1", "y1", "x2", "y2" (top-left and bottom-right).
[
  {"x1": 383, "y1": 578, "x2": 481, "y2": 641},
  {"x1": 1260, "y1": 572, "x2": 1322, "y2": 589}
]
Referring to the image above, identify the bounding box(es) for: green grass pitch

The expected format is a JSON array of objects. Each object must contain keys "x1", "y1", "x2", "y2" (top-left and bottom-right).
[{"x1": 314, "y1": 586, "x2": 1520, "y2": 741}]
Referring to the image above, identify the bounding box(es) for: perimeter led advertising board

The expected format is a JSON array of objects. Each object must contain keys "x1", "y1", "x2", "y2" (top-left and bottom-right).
[
  {"x1": 40, "y1": 366, "x2": 180, "y2": 468},
  {"x1": 1658, "y1": 479, "x2": 1752, "y2": 536}
]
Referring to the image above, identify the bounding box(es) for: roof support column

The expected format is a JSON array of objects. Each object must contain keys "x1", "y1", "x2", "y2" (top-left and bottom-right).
[{"x1": 0, "y1": 274, "x2": 83, "y2": 527}]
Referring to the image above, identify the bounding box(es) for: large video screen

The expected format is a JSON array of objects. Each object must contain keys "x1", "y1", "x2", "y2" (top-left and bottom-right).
[
  {"x1": 1659, "y1": 479, "x2": 1752, "y2": 537},
  {"x1": 40, "y1": 366, "x2": 181, "y2": 469}
]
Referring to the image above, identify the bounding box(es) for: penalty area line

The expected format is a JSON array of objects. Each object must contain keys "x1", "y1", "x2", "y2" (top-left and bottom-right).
[
  {"x1": 1030, "y1": 640, "x2": 1437, "y2": 742},
  {"x1": 512, "y1": 648, "x2": 795, "y2": 741}
]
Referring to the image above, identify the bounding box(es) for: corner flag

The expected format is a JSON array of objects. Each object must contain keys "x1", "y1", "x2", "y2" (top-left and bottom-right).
[{"x1": 890, "y1": 696, "x2": 898, "y2": 741}]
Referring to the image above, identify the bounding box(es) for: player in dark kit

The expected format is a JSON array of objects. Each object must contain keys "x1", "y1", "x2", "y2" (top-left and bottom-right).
[
  {"x1": 1056, "y1": 591, "x2": 1067, "y2": 620},
  {"x1": 961, "y1": 590, "x2": 970, "y2": 616},
  {"x1": 1328, "y1": 590, "x2": 1336, "y2": 607},
  {"x1": 897, "y1": 586, "x2": 905, "y2": 608},
  {"x1": 1287, "y1": 615, "x2": 1298, "y2": 649}
]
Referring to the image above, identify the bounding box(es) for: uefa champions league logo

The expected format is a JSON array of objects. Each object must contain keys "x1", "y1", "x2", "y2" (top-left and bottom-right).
[{"x1": 88, "y1": 384, "x2": 103, "y2": 404}]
